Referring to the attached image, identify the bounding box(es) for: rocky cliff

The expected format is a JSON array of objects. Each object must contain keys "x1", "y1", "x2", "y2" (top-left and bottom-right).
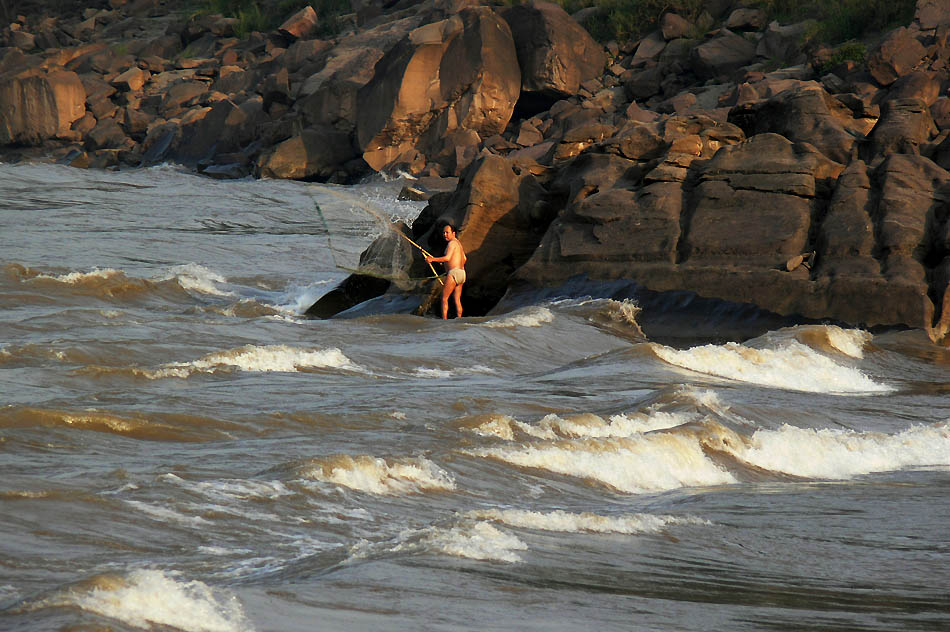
[{"x1": 4, "y1": 0, "x2": 950, "y2": 342}]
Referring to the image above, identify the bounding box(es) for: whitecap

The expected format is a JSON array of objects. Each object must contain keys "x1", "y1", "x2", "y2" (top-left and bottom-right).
[
  {"x1": 300, "y1": 454, "x2": 456, "y2": 495},
  {"x1": 26, "y1": 569, "x2": 252, "y2": 632},
  {"x1": 481, "y1": 307, "x2": 554, "y2": 328},
  {"x1": 467, "y1": 508, "x2": 710, "y2": 534},
  {"x1": 652, "y1": 340, "x2": 891, "y2": 394},
  {"x1": 736, "y1": 422, "x2": 950, "y2": 479}
]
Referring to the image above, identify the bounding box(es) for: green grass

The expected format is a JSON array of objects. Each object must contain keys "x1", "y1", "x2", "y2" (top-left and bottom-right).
[
  {"x1": 511, "y1": 0, "x2": 916, "y2": 45},
  {"x1": 747, "y1": 0, "x2": 917, "y2": 44},
  {"x1": 192, "y1": 0, "x2": 352, "y2": 38}
]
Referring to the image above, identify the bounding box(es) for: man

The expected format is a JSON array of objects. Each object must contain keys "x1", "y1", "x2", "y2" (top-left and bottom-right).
[{"x1": 425, "y1": 222, "x2": 467, "y2": 319}]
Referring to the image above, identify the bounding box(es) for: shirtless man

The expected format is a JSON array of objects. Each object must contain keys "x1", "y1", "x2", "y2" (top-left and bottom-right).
[{"x1": 425, "y1": 222, "x2": 467, "y2": 319}]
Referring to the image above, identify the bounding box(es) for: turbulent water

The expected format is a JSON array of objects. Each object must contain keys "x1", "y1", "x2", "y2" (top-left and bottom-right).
[{"x1": 1, "y1": 162, "x2": 949, "y2": 632}]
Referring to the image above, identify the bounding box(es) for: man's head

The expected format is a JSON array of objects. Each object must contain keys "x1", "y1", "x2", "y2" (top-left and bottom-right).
[{"x1": 441, "y1": 222, "x2": 457, "y2": 241}]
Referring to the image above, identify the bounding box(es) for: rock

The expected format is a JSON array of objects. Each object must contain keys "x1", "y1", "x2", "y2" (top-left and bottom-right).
[
  {"x1": 502, "y1": 0, "x2": 605, "y2": 98},
  {"x1": 173, "y1": 98, "x2": 261, "y2": 164},
  {"x1": 257, "y1": 126, "x2": 357, "y2": 180},
  {"x1": 615, "y1": 123, "x2": 667, "y2": 160},
  {"x1": 0, "y1": 69, "x2": 86, "y2": 145},
  {"x1": 410, "y1": 154, "x2": 554, "y2": 314},
  {"x1": 867, "y1": 27, "x2": 928, "y2": 86},
  {"x1": 357, "y1": 8, "x2": 520, "y2": 174},
  {"x1": 631, "y1": 31, "x2": 666, "y2": 67},
  {"x1": 884, "y1": 71, "x2": 942, "y2": 106},
  {"x1": 11, "y1": 30, "x2": 36, "y2": 51},
  {"x1": 726, "y1": 8, "x2": 767, "y2": 31},
  {"x1": 660, "y1": 13, "x2": 691, "y2": 41},
  {"x1": 932, "y1": 97, "x2": 950, "y2": 130},
  {"x1": 160, "y1": 80, "x2": 207, "y2": 115},
  {"x1": 111, "y1": 66, "x2": 149, "y2": 92},
  {"x1": 814, "y1": 161, "x2": 878, "y2": 277},
  {"x1": 867, "y1": 97, "x2": 937, "y2": 158},
  {"x1": 916, "y1": 0, "x2": 950, "y2": 31},
  {"x1": 728, "y1": 84, "x2": 862, "y2": 164},
  {"x1": 691, "y1": 30, "x2": 757, "y2": 80},
  {"x1": 86, "y1": 117, "x2": 130, "y2": 150},
  {"x1": 755, "y1": 21, "x2": 810, "y2": 65},
  {"x1": 278, "y1": 6, "x2": 318, "y2": 41},
  {"x1": 684, "y1": 134, "x2": 843, "y2": 266}
]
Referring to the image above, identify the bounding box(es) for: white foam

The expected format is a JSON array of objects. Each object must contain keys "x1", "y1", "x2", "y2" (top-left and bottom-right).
[
  {"x1": 37, "y1": 268, "x2": 122, "y2": 283},
  {"x1": 735, "y1": 422, "x2": 950, "y2": 479},
  {"x1": 412, "y1": 367, "x2": 454, "y2": 379},
  {"x1": 148, "y1": 345, "x2": 362, "y2": 378},
  {"x1": 468, "y1": 508, "x2": 709, "y2": 534},
  {"x1": 470, "y1": 411, "x2": 694, "y2": 442},
  {"x1": 32, "y1": 570, "x2": 252, "y2": 632},
  {"x1": 125, "y1": 500, "x2": 211, "y2": 527},
  {"x1": 470, "y1": 433, "x2": 737, "y2": 494},
  {"x1": 162, "y1": 264, "x2": 233, "y2": 296},
  {"x1": 821, "y1": 326, "x2": 873, "y2": 359},
  {"x1": 652, "y1": 340, "x2": 892, "y2": 394},
  {"x1": 420, "y1": 521, "x2": 528, "y2": 563},
  {"x1": 481, "y1": 307, "x2": 554, "y2": 328},
  {"x1": 300, "y1": 455, "x2": 456, "y2": 495},
  {"x1": 162, "y1": 475, "x2": 293, "y2": 502}
]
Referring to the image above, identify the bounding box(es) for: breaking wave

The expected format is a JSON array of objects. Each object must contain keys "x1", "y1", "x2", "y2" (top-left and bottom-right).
[{"x1": 298, "y1": 454, "x2": 456, "y2": 495}]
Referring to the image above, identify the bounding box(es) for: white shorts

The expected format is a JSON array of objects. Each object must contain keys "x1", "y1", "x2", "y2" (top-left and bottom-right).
[{"x1": 448, "y1": 268, "x2": 466, "y2": 285}]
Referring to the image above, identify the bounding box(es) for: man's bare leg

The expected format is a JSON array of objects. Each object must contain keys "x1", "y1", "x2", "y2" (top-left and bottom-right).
[
  {"x1": 441, "y1": 276, "x2": 457, "y2": 319},
  {"x1": 453, "y1": 283, "x2": 463, "y2": 318}
]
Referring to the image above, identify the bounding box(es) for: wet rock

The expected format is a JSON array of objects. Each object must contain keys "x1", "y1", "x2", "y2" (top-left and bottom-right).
[{"x1": 257, "y1": 126, "x2": 357, "y2": 180}]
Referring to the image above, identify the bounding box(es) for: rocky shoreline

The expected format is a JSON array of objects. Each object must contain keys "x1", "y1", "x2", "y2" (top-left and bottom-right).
[{"x1": 4, "y1": 0, "x2": 950, "y2": 342}]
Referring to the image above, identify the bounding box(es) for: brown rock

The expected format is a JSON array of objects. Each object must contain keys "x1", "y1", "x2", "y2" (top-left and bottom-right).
[
  {"x1": 412, "y1": 154, "x2": 553, "y2": 313},
  {"x1": 0, "y1": 69, "x2": 86, "y2": 145},
  {"x1": 257, "y1": 126, "x2": 356, "y2": 180},
  {"x1": 279, "y1": 6, "x2": 318, "y2": 41},
  {"x1": 86, "y1": 117, "x2": 130, "y2": 150},
  {"x1": 884, "y1": 71, "x2": 942, "y2": 106},
  {"x1": 814, "y1": 161, "x2": 878, "y2": 278},
  {"x1": 729, "y1": 84, "x2": 861, "y2": 164},
  {"x1": 916, "y1": 0, "x2": 950, "y2": 31},
  {"x1": 502, "y1": 0, "x2": 605, "y2": 97},
  {"x1": 691, "y1": 31, "x2": 757, "y2": 80},
  {"x1": 357, "y1": 8, "x2": 520, "y2": 174},
  {"x1": 111, "y1": 67, "x2": 150, "y2": 92},
  {"x1": 631, "y1": 31, "x2": 666, "y2": 67},
  {"x1": 726, "y1": 8, "x2": 767, "y2": 31},
  {"x1": 660, "y1": 13, "x2": 691, "y2": 41},
  {"x1": 867, "y1": 97, "x2": 938, "y2": 158},
  {"x1": 932, "y1": 97, "x2": 950, "y2": 130},
  {"x1": 867, "y1": 27, "x2": 928, "y2": 86},
  {"x1": 161, "y1": 81, "x2": 207, "y2": 115}
]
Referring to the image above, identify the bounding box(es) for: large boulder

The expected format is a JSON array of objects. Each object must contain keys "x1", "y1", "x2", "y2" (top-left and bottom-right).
[
  {"x1": 356, "y1": 7, "x2": 521, "y2": 174},
  {"x1": 690, "y1": 30, "x2": 757, "y2": 80},
  {"x1": 0, "y1": 69, "x2": 85, "y2": 144},
  {"x1": 501, "y1": 0, "x2": 605, "y2": 98},
  {"x1": 728, "y1": 83, "x2": 862, "y2": 163},
  {"x1": 410, "y1": 154, "x2": 553, "y2": 312},
  {"x1": 867, "y1": 26, "x2": 928, "y2": 86},
  {"x1": 684, "y1": 134, "x2": 843, "y2": 266},
  {"x1": 256, "y1": 126, "x2": 357, "y2": 181}
]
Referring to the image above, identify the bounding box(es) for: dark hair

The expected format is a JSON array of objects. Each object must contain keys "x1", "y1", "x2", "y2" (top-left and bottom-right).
[{"x1": 442, "y1": 221, "x2": 457, "y2": 233}]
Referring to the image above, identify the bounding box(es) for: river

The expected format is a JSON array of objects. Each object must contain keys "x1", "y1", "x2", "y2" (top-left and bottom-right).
[{"x1": 1, "y1": 162, "x2": 948, "y2": 631}]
